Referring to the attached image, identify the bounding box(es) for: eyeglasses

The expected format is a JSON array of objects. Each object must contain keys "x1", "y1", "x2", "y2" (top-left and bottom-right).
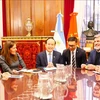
[
  {"x1": 94, "y1": 40, "x2": 100, "y2": 43},
  {"x1": 68, "y1": 45, "x2": 75, "y2": 48}
]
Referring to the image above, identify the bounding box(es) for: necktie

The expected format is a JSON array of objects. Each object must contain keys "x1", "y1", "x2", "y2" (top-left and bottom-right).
[
  {"x1": 72, "y1": 51, "x2": 76, "y2": 68},
  {"x1": 48, "y1": 52, "x2": 52, "y2": 62},
  {"x1": 72, "y1": 67, "x2": 76, "y2": 79}
]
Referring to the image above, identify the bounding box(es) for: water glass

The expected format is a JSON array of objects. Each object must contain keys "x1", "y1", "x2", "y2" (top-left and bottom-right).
[
  {"x1": 38, "y1": 72, "x2": 53, "y2": 99},
  {"x1": 54, "y1": 64, "x2": 66, "y2": 83},
  {"x1": 54, "y1": 83, "x2": 68, "y2": 100},
  {"x1": 33, "y1": 84, "x2": 40, "y2": 99},
  {"x1": 11, "y1": 97, "x2": 23, "y2": 100},
  {"x1": 65, "y1": 65, "x2": 72, "y2": 77},
  {"x1": 95, "y1": 65, "x2": 100, "y2": 72},
  {"x1": 17, "y1": 94, "x2": 30, "y2": 100}
]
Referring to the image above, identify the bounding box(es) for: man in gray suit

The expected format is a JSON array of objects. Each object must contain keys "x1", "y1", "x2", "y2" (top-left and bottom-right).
[{"x1": 36, "y1": 37, "x2": 61, "y2": 68}]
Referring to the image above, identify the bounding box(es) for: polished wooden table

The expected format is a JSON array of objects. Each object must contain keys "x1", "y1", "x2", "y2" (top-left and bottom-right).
[{"x1": 0, "y1": 69, "x2": 100, "y2": 100}]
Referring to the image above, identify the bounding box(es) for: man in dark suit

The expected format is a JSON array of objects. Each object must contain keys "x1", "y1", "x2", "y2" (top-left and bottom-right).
[
  {"x1": 36, "y1": 37, "x2": 61, "y2": 68},
  {"x1": 87, "y1": 34, "x2": 100, "y2": 65},
  {"x1": 81, "y1": 34, "x2": 100, "y2": 70},
  {"x1": 61, "y1": 36, "x2": 87, "y2": 68}
]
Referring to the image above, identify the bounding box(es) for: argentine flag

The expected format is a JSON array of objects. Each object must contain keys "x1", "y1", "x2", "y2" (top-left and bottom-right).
[{"x1": 53, "y1": 13, "x2": 66, "y2": 53}]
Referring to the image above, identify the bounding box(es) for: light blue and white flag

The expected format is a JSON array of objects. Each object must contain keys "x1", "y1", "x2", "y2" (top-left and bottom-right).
[{"x1": 53, "y1": 13, "x2": 66, "y2": 53}]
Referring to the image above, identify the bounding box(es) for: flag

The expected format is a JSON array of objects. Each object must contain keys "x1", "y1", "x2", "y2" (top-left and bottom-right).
[
  {"x1": 67, "y1": 12, "x2": 78, "y2": 38},
  {"x1": 74, "y1": 0, "x2": 86, "y2": 38},
  {"x1": 67, "y1": 12, "x2": 79, "y2": 46},
  {"x1": 53, "y1": 13, "x2": 66, "y2": 53}
]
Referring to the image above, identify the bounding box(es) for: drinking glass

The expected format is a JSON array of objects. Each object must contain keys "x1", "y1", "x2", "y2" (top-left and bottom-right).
[
  {"x1": 38, "y1": 72, "x2": 53, "y2": 99},
  {"x1": 33, "y1": 84, "x2": 40, "y2": 99},
  {"x1": 11, "y1": 97, "x2": 23, "y2": 100},
  {"x1": 54, "y1": 64, "x2": 66, "y2": 83},
  {"x1": 95, "y1": 65, "x2": 100, "y2": 72},
  {"x1": 54, "y1": 83, "x2": 68, "y2": 100},
  {"x1": 65, "y1": 65, "x2": 72, "y2": 77},
  {"x1": 17, "y1": 94, "x2": 30, "y2": 100}
]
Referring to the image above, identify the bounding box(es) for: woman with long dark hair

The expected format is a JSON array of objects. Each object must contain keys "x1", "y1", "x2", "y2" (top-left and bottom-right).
[{"x1": 0, "y1": 40, "x2": 26, "y2": 74}]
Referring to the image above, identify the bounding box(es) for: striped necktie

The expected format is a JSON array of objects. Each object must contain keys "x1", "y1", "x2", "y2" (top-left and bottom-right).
[
  {"x1": 72, "y1": 67, "x2": 76, "y2": 79},
  {"x1": 72, "y1": 51, "x2": 76, "y2": 68}
]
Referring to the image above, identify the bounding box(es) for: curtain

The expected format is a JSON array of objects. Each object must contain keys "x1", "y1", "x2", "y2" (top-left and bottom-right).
[
  {"x1": 0, "y1": 0, "x2": 3, "y2": 46},
  {"x1": 64, "y1": 0, "x2": 74, "y2": 43},
  {"x1": 2, "y1": 0, "x2": 7, "y2": 36}
]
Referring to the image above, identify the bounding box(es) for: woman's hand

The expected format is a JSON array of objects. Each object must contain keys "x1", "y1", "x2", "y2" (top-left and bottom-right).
[
  {"x1": 12, "y1": 70, "x2": 19, "y2": 74},
  {"x1": 2, "y1": 72, "x2": 11, "y2": 80}
]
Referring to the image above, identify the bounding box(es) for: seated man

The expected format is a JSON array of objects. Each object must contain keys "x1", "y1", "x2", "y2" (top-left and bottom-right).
[
  {"x1": 61, "y1": 36, "x2": 87, "y2": 68},
  {"x1": 36, "y1": 37, "x2": 61, "y2": 68},
  {"x1": 81, "y1": 34, "x2": 100, "y2": 70}
]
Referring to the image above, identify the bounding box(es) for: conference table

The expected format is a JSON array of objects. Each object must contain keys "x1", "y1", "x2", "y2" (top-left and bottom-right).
[{"x1": 0, "y1": 68, "x2": 100, "y2": 100}]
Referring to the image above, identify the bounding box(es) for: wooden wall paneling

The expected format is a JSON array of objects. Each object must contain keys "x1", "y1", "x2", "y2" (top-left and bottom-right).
[
  {"x1": 34, "y1": 0, "x2": 44, "y2": 36},
  {"x1": 55, "y1": 0, "x2": 64, "y2": 24},
  {"x1": 10, "y1": 0, "x2": 14, "y2": 36},
  {"x1": 44, "y1": 0, "x2": 53, "y2": 36},
  {"x1": 13, "y1": 0, "x2": 21, "y2": 36},
  {"x1": 6, "y1": 0, "x2": 11, "y2": 36},
  {"x1": 49, "y1": 0, "x2": 58, "y2": 36},
  {"x1": 5, "y1": 0, "x2": 64, "y2": 36},
  {"x1": 21, "y1": 0, "x2": 32, "y2": 36},
  {"x1": 44, "y1": 0, "x2": 63, "y2": 36},
  {"x1": 32, "y1": 0, "x2": 35, "y2": 36},
  {"x1": 61, "y1": 0, "x2": 64, "y2": 16},
  {"x1": 59, "y1": 0, "x2": 64, "y2": 23}
]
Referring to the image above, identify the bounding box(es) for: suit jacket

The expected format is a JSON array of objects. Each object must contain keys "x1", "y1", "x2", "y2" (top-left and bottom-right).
[
  {"x1": 87, "y1": 49, "x2": 100, "y2": 65},
  {"x1": 61, "y1": 47, "x2": 87, "y2": 68},
  {"x1": 36, "y1": 50, "x2": 61, "y2": 68},
  {"x1": 0, "y1": 53, "x2": 26, "y2": 73}
]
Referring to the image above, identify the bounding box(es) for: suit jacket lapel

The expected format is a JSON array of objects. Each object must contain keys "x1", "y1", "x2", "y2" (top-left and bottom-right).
[
  {"x1": 93, "y1": 50, "x2": 96, "y2": 64},
  {"x1": 76, "y1": 48, "x2": 79, "y2": 66},
  {"x1": 52, "y1": 51, "x2": 55, "y2": 63},
  {"x1": 67, "y1": 49, "x2": 70, "y2": 64},
  {"x1": 76, "y1": 48, "x2": 78, "y2": 58},
  {"x1": 44, "y1": 51, "x2": 48, "y2": 65}
]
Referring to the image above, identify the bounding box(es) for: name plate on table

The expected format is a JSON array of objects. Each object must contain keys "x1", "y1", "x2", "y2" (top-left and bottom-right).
[{"x1": 9, "y1": 75, "x2": 23, "y2": 78}]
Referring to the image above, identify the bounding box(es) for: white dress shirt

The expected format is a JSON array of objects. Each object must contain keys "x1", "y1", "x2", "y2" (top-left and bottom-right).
[{"x1": 46, "y1": 51, "x2": 53, "y2": 63}]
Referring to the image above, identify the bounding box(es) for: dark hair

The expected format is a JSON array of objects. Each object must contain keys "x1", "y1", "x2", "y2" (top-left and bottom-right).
[
  {"x1": 88, "y1": 21, "x2": 94, "y2": 29},
  {"x1": 45, "y1": 37, "x2": 56, "y2": 44},
  {"x1": 1, "y1": 40, "x2": 18, "y2": 65},
  {"x1": 68, "y1": 37, "x2": 77, "y2": 43}
]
